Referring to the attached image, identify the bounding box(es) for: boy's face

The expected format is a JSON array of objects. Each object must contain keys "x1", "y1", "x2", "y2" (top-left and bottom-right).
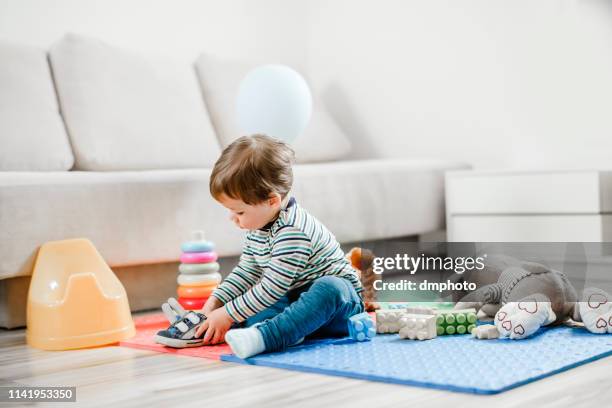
[{"x1": 217, "y1": 194, "x2": 282, "y2": 230}]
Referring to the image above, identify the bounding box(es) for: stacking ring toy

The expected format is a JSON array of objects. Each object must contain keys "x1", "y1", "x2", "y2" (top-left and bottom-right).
[
  {"x1": 177, "y1": 296, "x2": 208, "y2": 310},
  {"x1": 181, "y1": 240, "x2": 215, "y2": 253},
  {"x1": 177, "y1": 285, "x2": 216, "y2": 298},
  {"x1": 180, "y1": 251, "x2": 218, "y2": 264},
  {"x1": 177, "y1": 279, "x2": 220, "y2": 289},
  {"x1": 179, "y1": 262, "x2": 220, "y2": 275},
  {"x1": 177, "y1": 272, "x2": 222, "y2": 286}
]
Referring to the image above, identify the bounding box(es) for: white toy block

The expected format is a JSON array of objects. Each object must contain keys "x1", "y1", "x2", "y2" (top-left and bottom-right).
[
  {"x1": 472, "y1": 324, "x2": 500, "y2": 340},
  {"x1": 375, "y1": 309, "x2": 407, "y2": 333},
  {"x1": 399, "y1": 314, "x2": 437, "y2": 340}
]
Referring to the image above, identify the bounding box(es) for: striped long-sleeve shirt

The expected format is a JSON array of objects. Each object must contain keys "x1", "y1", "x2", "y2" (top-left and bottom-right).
[{"x1": 212, "y1": 197, "x2": 362, "y2": 323}]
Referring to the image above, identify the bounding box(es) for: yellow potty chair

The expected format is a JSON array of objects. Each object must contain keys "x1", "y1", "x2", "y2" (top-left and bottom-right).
[{"x1": 26, "y1": 238, "x2": 135, "y2": 350}]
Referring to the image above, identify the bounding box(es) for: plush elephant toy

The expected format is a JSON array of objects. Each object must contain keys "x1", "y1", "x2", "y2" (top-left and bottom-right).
[{"x1": 453, "y1": 255, "x2": 612, "y2": 339}]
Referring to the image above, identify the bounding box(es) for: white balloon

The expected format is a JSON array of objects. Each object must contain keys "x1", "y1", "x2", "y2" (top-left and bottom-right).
[{"x1": 237, "y1": 65, "x2": 312, "y2": 143}]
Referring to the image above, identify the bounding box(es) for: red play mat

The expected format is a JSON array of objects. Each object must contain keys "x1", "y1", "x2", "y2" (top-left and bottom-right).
[{"x1": 119, "y1": 313, "x2": 231, "y2": 359}]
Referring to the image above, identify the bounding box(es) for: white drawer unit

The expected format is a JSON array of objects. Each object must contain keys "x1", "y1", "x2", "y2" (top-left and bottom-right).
[{"x1": 445, "y1": 170, "x2": 612, "y2": 242}]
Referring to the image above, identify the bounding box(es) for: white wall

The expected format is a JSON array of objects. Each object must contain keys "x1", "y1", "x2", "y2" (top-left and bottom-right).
[
  {"x1": 307, "y1": 0, "x2": 612, "y2": 169},
  {"x1": 0, "y1": 0, "x2": 308, "y2": 67},
  {"x1": 2, "y1": 0, "x2": 611, "y2": 170}
]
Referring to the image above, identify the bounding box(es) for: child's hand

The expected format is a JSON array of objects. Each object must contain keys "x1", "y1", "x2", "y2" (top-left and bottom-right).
[
  {"x1": 195, "y1": 306, "x2": 234, "y2": 345},
  {"x1": 201, "y1": 296, "x2": 223, "y2": 316}
]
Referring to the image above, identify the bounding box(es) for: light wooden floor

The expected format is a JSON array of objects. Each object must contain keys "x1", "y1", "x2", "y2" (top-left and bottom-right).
[{"x1": 2, "y1": 312, "x2": 612, "y2": 408}]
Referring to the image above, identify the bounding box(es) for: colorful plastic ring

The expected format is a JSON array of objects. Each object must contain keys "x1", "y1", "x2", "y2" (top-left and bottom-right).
[
  {"x1": 178, "y1": 296, "x2": 208, "y2": 310},
  {"x1": 177, "y1": 279, "x2": 220, "y2": 289},
  {"x1": 177, "y1": 272, "x2": 222, "y2": 286},
  {"x1": 177, "y1": 285, "x2": 216, "y2": 298},
  {"x1": 179, "y1": 262, "x2": 220, "y2": 275},
  {"x1": 180, "y1": 251, "x2": 218, "y2": 264},
  {"x1": 181, "y1": 240, "x2": 215, "y2": 253}
]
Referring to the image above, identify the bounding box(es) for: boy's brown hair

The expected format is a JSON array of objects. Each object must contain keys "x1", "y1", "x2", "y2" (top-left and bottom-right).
[{"x1": 210, "y1": 134, "x2": 295, "y2": 205}]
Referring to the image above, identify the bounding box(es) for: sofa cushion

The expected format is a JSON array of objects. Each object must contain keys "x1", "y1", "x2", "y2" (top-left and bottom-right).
[
  {"x1": 0, "y1": 41, "x2": 74, "y2": 171},
  {"x1": 0, "y1": 158, "x2": 468, "y2": 280},
  {"x1": 49, "y1": 34, "x2": 220, "y2": 170},
  {"x1": 195, "y1": 54, "x2": 352, "y2": 163},
  {"x1": 292, "y1": 159, "x2": 469, "y2": 242},
  {"x1": 0, "y1": 169, "x2": 243, "y2": 280}
]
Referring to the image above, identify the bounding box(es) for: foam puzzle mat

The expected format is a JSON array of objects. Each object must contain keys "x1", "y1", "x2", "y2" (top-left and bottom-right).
[
  {"x1": 221, "y1": 326, "x2": 612, "y2": 394},
  {"x1": 120, "y1": 313, "x2": 231, "y2": 359}
]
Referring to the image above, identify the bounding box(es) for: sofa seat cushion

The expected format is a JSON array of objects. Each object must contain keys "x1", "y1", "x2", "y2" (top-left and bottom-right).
[
  {"x1": 195, "y1": 54, "x2": 351, "y2": 163},
  {"x1": 0, "y1": 158, "x2": 467, "y2": 280},
  {"x1": 293, "y1": 159, "x2": 469, "y2": 242},
  {"x1": 0, "y1": 41, "x2": 74, "y2": 171},
  {"x1": 0, "y1": 169, "x2": 240, "y2": 280},
  {"x1": 49, "y1": 34, "x2": 220, "y2": 171}
]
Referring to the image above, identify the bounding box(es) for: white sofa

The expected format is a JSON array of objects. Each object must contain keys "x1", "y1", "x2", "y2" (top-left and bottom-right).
[{"x1": 0, "y1": 34, "x2": 468, "y2": 328}]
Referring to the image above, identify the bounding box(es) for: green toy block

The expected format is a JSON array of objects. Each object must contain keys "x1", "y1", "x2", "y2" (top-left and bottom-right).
[{"x1": 435, "y1": 308, "x2": 477, "y2": 335}]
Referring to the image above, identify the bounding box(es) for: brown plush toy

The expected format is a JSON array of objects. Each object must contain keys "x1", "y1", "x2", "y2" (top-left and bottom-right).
[{"x1": 347, "y1": 247, "x2": 380, "y2": 312}]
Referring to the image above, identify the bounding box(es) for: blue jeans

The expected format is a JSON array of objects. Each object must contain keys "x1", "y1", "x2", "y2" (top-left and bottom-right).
[{"x1": 244, "y1": 276, "x2": 364, "y2": 352}]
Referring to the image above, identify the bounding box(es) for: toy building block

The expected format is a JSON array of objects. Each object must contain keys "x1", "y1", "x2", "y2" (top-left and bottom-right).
[
  {"x1": 472, "y1": 324, "x2": 500, "y2": 340},
  {"x1": 348, "y1": 312, "x2": 376, "y2": 341},
  {"x1": 435, "y1": 308, "x2": 477, "y2": 335},
  {"x1": 399, "y1": 314, "x2": 437, "y2": 340},
  {"x1": 375, "y1": 309, "x2": 407, "y2": 333}
]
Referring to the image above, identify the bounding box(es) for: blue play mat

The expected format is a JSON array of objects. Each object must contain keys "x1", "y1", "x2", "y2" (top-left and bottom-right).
[{"x1": 221, "y1": 327, "x2": 612, "y2": 394}]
